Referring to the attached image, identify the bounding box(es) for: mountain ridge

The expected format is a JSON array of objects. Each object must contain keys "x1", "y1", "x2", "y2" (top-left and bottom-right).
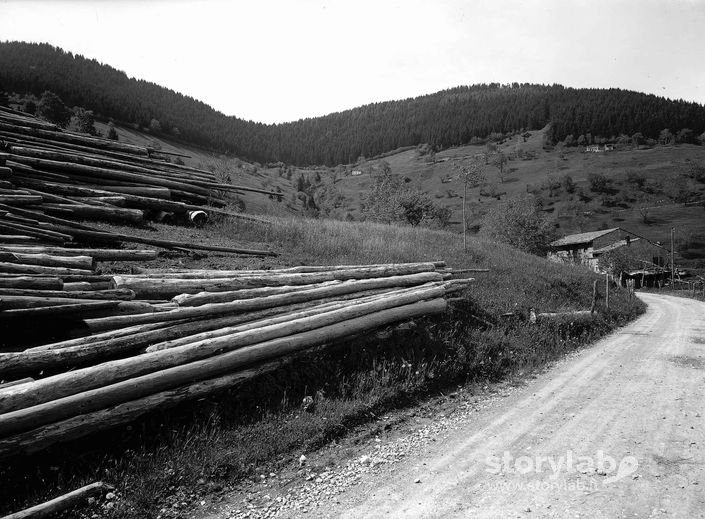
[{"x1": 2, "y1": 41, "x2": 705, "y2": 166}]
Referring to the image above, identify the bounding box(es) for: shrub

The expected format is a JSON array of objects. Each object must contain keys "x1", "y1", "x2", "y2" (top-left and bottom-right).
[{"x1": 588, "y1": 172, "x2": 610, "y2": 193}]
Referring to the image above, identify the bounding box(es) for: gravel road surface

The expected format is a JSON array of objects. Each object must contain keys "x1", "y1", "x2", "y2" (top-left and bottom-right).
[{"x1": 209, "y1": 293, "x2": 705, "y2": 519}]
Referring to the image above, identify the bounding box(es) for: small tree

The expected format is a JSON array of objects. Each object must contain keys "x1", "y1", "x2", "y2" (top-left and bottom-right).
[
  {"x1": 588, "y1": 172, "x2": 609, "y2": 193},
  {"x1": 70, "y1": 107, "x2": 96, "y2": 135},
  {"x1": 561, "y1": 174, "x2": 576, "y2": 194},
  {"x1": 456, "y1": 158, "x2": 486, "y2": 251},
  {"x1": 36, "y1": 91, "x2": 70, "y2": 127},
  {"x1": 480, "y1": 197, "x2": 556, "y2": 256},
  {"x1": 106, "y1": 121, "x2": 119, "y2": 140},
  {"x1": 149, "y1": 118, "x2": 162, "y2": 133},
  {"x1": 491, "y1": 151, "x2": 508, "y2": 183},
  {"x1": 658, "y1": 128, "x2": 674, "y2": 145}
]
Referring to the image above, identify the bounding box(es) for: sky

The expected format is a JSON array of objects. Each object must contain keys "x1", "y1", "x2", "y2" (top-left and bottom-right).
[{"x1": 1, "y1": 0, "x2": 704, "y2": 124}]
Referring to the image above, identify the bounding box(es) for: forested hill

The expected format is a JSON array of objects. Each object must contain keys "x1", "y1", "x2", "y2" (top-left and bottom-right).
[{"x1": 2, "y1": 41, "x2": 705, "y2": 166}]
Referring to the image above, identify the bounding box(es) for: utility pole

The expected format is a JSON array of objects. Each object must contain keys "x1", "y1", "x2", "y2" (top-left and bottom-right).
[{"x1": 671, "y1": 227, "x2": 675, "y2": 288}]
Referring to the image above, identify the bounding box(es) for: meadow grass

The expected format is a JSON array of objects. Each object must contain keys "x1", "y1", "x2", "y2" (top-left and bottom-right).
[{"x1": 1, "y1": 215, "x2": 645, "y2": 518}]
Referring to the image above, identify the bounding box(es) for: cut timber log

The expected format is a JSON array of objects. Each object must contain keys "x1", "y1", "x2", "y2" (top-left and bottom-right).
[
  {"x1": 0, "y1": 195, "x2": 43, "y2": 206},
  {"x1": 0, "y1": 362, "x2": 284, "y2": 459},
  {"x1": 0, "y1": 288, "x2": 135, "y2": 300},
  {"x1": 0, "y1": 251, "x2": 94, "y2": 270},
  {"x1": 0, "y1": 481, "x2": 111, "y2": 519},
  {"x1": 14, "y1": 179, "x2": 189, "y2": 213},
  {"x1": 113, "y1": 264, "x2": 439, "y2": 299},
  {"x1": 0, "y1": 301, "x2": 119, "y2": 319},
  {"x1": 0, "y1": 276, "x2": 62, "y2": 290},
  {"x1": 0, "y1": 298, "x2": 446, "y2": 437},
  {"x1": 48, "y1": 226, "x2": 277, "y2": 257},
  {"x1": 0, "y1": 235, "x2": 41, "y2": 244},
  {"x1": 9, "y1": 155, "x2": 214, "y2": 197},
  {"x1": 173, "y1": 271, "x2": 442, "y2": 306},
  {"x1": 90, "y1": 272, "x2": 444, "y2": 332},
  {"x1": 0, "y1": 284, "x2": 444, "y2": 405},
  {"x1": 1, "y1": 284, "x2": 430, "y2": 374},
  {"x1": 535, "y1": 310, "x2": 594, "y2": 321},
  {"x1": 0, "y1": 121, "x2": 149, "y2": 155},
  {"x1": 131, "y1": 262, "x2": 445, "y2": 278},
  {"x1": 0, "y1": 246, "x2": 158, "y2": 262},
  {"x1": 0, "y1": 262, "x2": 93, "y2": 277},
  {"x1": 0, "y1": 220, "x2": 71, "y2": 243},
  {"x1": 41, "y1": 204, "x2": 144, "y2": 224}
]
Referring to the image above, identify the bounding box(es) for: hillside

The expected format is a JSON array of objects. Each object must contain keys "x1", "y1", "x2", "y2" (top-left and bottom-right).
[
  {"x1": 3, "y1": 42, "x2": 705, "y2": 166},
  {"x1": 88, "y1": 121, "x2": 705, "y2": 268},
  {"x1": 317, "y1": 131, "x2": 705, "y2": 266}
]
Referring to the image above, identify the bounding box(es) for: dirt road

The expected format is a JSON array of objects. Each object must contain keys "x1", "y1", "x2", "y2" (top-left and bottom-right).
[{"x1": 304, "y1": 293, "x2": 705, "y2": 518}]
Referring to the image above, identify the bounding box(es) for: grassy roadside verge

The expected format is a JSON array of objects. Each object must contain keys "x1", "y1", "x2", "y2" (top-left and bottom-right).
[{"x1": 0, "y1": 216, "x2": 645, "y2": 518}]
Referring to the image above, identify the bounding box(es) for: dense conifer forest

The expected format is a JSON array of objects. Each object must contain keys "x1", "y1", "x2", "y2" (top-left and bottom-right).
[{"x1": 2, "y1": 41, "x2": 704, "y2": 165}]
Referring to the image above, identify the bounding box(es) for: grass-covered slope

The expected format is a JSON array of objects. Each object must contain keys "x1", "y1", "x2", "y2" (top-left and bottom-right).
[{"x1": 0, "y1": 215, "x2": 644, "y2": 518}]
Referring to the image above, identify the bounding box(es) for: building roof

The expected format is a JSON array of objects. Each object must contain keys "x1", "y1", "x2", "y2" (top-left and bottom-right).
[
  {"x1": 550, "y1": 228, "x2": 620, "y2": 248},
  {"x1": 592, "y1": 237, "x2": 642, "y2": 255}
]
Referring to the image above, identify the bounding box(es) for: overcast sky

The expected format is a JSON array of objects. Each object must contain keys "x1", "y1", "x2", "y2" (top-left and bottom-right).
[{"x1": 1, "y1": 0, "x2": 704, "y2": 123}]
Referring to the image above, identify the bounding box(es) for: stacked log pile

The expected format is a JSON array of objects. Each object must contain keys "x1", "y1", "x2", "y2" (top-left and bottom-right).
[
  {"x1": 0, "y1": 261, "x2": 472, "y2": 458},
  {"x1": 0, "y1": 106, "x2": 277, "y2": 255}
]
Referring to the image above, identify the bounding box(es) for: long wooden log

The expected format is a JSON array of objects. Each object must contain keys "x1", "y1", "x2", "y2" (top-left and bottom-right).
[
  {"x1": 0, "y1": 246, "x2": 158, "y2": 262},
  {"x1": 0, "y1": 295, "x2": 125, "y2": 310},
  {"x1": 0, "y1": 195, "x2": 43, "y2": 206},
  {"x1": 0, "y1": 298, "x2": 447, "y2": 436},
  {"x1": 0, "y1": 301, "x2": 119, "y2": 319},
  {"x1": 68, "y1": 196, "x2": 128, "y2": 207},
  {"x1": 0, "y1": 129, "x2": 204, "y2": 177},
  {"x1": 49, "y1": 225, "x2": 277, "y2": 256},
  {"x1": 14, "y1": 179, "x2": 189, "y2": 213},
  {"x1": 148, "y1": 285, "x2": 428, "y2": 352},
  {"x1": 63, "y1": 281, "x2": 111, "y2": 291},
  {"x1": 91, "y1": 272, "x2": 444, "y2": 332},
  {"x1": 20, "y1": 187, "x2": 84, "y2": 205},
  {"x1": 0, "y1": 235, "x2": 41, "y2": 244},
  {"x1": 28, "y1": 320, "x2": 189, "y2": 352},
  {"x1": 0, "y1": 251, "x2": 94, "y2": 270},
  {"x1": 0, "y1": 284, "x2": 443, "y2": 396},
  {"x1": 8, "y1": 154, "x2": 214, "y2": 197},
  {"x1": 0, "y1": 276, "x2": 62, "y2": 290},
  {"x1": 97, "y1": 185, "x2": 172, "y2": 199},
  {"x1": 113, "y1": 264, "x2": 439, "y2": 299},
  {"x1": 40, "y1": 203, "x2": 144, "y2": 224},
  {"x1": 0, "y1": 121, "x2": 149, "y2": 155},
  {"x1": 0, "y1": 262, "x2": 93, "y2": 276},
  {"x1": 0, "y1": 288, "x2": 135, "y2": 300},
  {"x1": 173, "y1": 280, "x2": 341, "y2": 306},
  {"x1": 0, "y1": 481, "x2": 111, "y2": 519},
  {"x1": 0, "y1": 362, "x2": 284, "y2": 460},
  {"x1": 0, "y1": 378, "x2": 34, "y2": 390},
  {"x1": 173, "y1": 271, "x2": 442, "y2": 306},
  {"x1": 4, "y1": 284, "x2": 423, "y2": 375},
  {"x1": 0, "y1": 220, "x2": 70, "y2": 243},
  {"x1": 133, "y1": 262, "x2": 440, "y2": 279},
  {"x1": 0, "y1": 202, "x2": 97, "y2": 233},
  {"x1": 8, "y1": 145, "x2": 215, "y2": 183}
]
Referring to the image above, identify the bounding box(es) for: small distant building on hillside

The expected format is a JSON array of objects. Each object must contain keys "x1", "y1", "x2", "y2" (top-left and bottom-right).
[
  {"x1": 585, "y1": 144, "x2": 616, "y2": 153},
  {"x1": 351, "y1": 170, "x2": 363, "y2": 176},
  {"x1": 547, "y1": 227, "x2": 668, "y2": 282}
]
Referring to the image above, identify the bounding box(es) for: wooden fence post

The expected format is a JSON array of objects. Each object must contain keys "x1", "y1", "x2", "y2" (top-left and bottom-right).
[
  {"x1": 590, "y1": 280, "x2": 598, "y2": 314},
  {"x1": 605, "y1": 273, "x2": 610, "y2": 311}
]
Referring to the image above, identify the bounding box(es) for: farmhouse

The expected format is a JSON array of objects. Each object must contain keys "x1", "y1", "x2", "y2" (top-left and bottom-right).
[{"x1": 547, "y1": 227, "x2": 668, "y2": 275}]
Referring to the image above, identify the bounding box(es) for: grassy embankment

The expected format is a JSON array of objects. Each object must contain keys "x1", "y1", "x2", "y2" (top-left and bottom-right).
[{"x1": 1, "y1": 216, "x2": 645, "y2": 518}]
